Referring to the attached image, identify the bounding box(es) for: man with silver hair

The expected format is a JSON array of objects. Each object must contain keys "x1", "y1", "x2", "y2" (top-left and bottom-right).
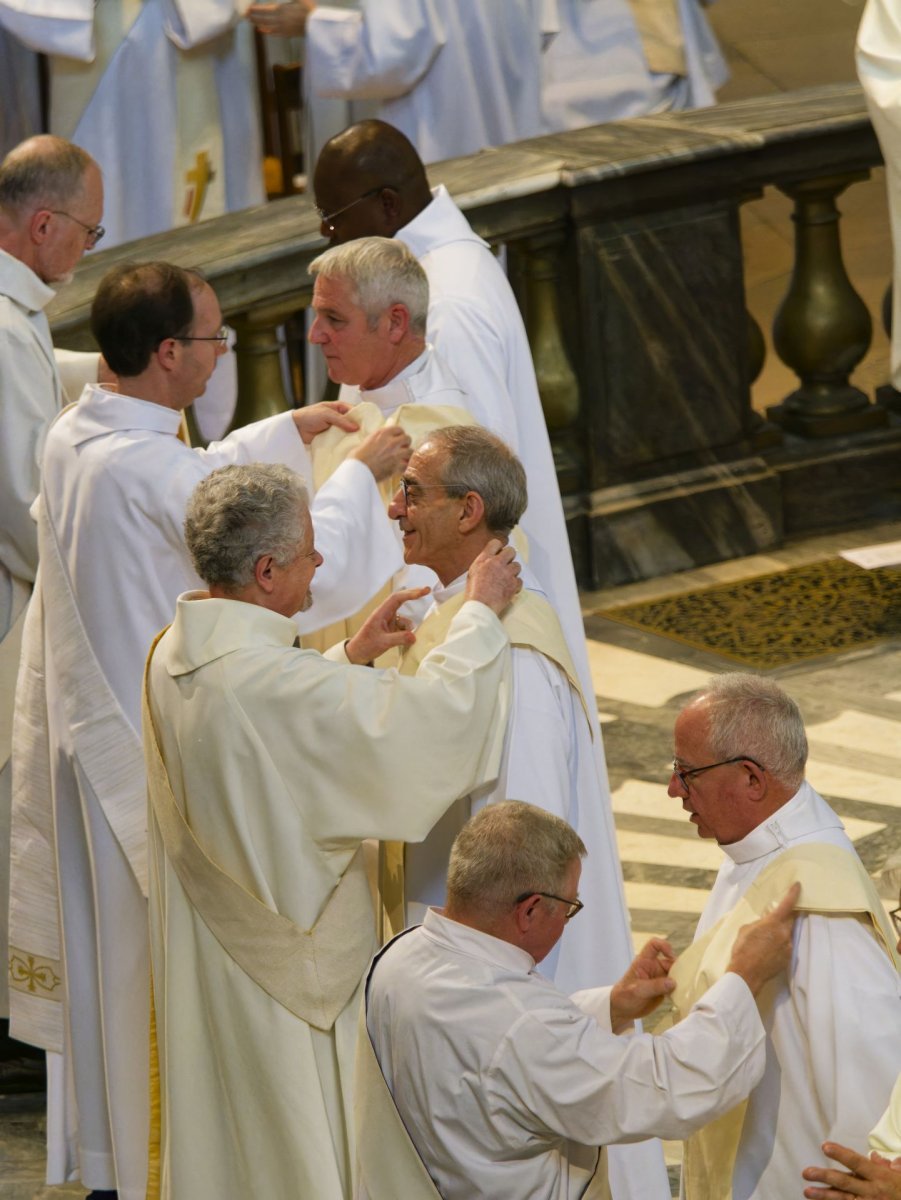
[
  {"x1": 384, "y1": 426, "x2": 639, "y2": 1016},
  {"x1": 309, "y1": 235, "x2": 500, "y2": 432},
  {"x1": 360, "y1": 799, "x2": 801, "y2": 1200},
  {"x1": 144, "y1": 461, "x2": 522, "y2": 1200},
  {"x1": 669, "y1": 673, "x2": 901, "y2": 1200}
]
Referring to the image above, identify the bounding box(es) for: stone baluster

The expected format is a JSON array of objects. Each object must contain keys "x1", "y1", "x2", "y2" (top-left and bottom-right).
[
  {"x1": 511, "y1": 228, "x2": 582, "y2": 493},
  {"x1": 228, "y1": 296, "x2": 309, "y2": 431},
  {"x1": 771, "y1": 173, "x2": 885, "y2": 437}
]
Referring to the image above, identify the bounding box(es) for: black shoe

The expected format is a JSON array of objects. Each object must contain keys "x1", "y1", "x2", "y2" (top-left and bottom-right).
[{"x1": 86, "y1": 1192, "x2": 118, "y2": 1199}]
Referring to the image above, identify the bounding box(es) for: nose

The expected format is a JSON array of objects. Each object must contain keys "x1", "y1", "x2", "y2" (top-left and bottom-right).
[
  {"x1": 308, "y1": 314, "x2": 326, "y2": 345},
  {"x1": 667, "y1": 772, "x2": 685, "y2": 799},
  {"x1": 387, "y1": 485, "x2": 405, "y2": 520},
  {"x1": 314, "y1": 550, "x2": 324, "y2": 569}
]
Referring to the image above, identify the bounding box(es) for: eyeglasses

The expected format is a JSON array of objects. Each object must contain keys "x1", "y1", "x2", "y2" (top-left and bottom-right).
[
  {"x1": 515, "y1": 891, "x2": 584, "y2": 921},
  {"x1": 891, "y1": 906, "x2": 901, "y2": 939},
  {"x1": 49, "y1": 209, "x2": 105, "y2": 248},
  {"x1": 179, "y1": 326, "x2": 229, "y2": 344},
  {"x1": 398, "y1": 477, "x2": 467, "y2": 509},
  {"x1": 316, "y1": 186, "x2": 386, "y2": 233},
  {"x1": 671, "y1": 755, "x2": 765, "y2": 792}
]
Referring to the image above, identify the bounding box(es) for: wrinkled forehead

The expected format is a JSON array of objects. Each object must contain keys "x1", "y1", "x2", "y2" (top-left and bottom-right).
[{"x1": 405, "y1": 441, "x2": 447, "y2": 485}]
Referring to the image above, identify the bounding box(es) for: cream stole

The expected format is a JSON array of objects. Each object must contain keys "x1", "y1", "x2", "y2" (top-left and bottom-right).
[
  {"x1": 142, "y1": 630, "x2": 376, "y2": 1030},
  {"x1": 375, "y1": 589, "x2": 592, "y2": 940},
  {"x1": 302, "y1": 401, "x2": 478, "y2": 655},
  {"x1": 627, "y1": 0, "x2": 686, "y2": 75},
  {"x1": 670, "y1": 843, "x2": 901, "y2": 1200},
  {"x1": 870, "y1": 1074, "x2": 901, "y2": 1157}
]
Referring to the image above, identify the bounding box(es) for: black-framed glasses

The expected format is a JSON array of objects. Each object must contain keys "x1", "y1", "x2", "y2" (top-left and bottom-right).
[
  {"x1": 398, "y1": 477, "x2": 466, "y2": 509},
  {"x1": 178, "y1": 326, "x2": 229, "y2": 344},
  {"x1": 891, "y1": 906, "x2": 901, "y2": 939},
  {"x1": 316, "y1": 185, "x2": 386, "y2": 232},
  {"x1": 671, "y1": 755, "x2": 765, "y2": 792},
  {"x1": 49, "y1": 209, "x2": 105, "y2": 248},
  {"x1": 515, "y1": 891, "x2": 584, "y2": 921}
]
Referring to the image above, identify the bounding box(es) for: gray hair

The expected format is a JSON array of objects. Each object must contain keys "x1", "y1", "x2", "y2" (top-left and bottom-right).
[
  {"x1": 424, "y1": 425, "x2": 527, "y2": 536},
  {"x1": 0, "y1": 135, "x2": 95, "y2": 217},
  {"x1": 692, "y1": 673, "x2": 808, "y2": 791},
  {"x1": 184, "y1": 463, "x2": 311, "y2": 590},
  {"x1": 446, "y1": 801, "x2": 586, "y2": 917},
  {"x1": 309, "y1": 236, "x2": 428, "y2": 334}
]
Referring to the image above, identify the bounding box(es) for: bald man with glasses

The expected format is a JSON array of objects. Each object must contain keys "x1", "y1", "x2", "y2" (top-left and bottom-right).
[{"x1": 668, "y1": 673, "x2": 901, "y2": 1200}]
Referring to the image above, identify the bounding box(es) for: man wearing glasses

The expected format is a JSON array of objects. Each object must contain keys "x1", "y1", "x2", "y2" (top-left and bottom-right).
[
  {"x1": 9, "y1": 259, "x2": 411, "y2": 1200},
  {"x1": 359, "y1": 799, "x2": 801, "y2": 1200},
  {"x1": 0, "y1": 133, "x2": 104, "y2": 1064},
  {"x1": 669, "y1": 674, "x2": 901, "y2": 1200}
]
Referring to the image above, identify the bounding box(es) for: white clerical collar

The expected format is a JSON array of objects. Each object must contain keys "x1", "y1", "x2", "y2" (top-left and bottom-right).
[
  {"x1": 718, "y1": 781, "x2": 832, "y2": 864},
  {"x1": 422, "y1": 907, "x2": 536, "y2": 975},
  {"x1": 430, "y1": 558, "x2": 538, "y2": 610},
  {"x1": 359, "y1": 347, "x2": 430, "y2": 414}
]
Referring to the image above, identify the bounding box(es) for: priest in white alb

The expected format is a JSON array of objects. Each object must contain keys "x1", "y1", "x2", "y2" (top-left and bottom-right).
[
  {"x1": 667, "y1": 674, "x2": 901, "y2": 1200},
  {"x1": 8, "y1": 260, "x2": 415, "y2": 1199},
  {"x1": 144, "y1": 460, "x2": 522, "y2": 1199}
]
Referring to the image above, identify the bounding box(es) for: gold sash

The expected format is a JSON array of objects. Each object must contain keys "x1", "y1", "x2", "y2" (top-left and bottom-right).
[
  {"x1": 627, "y1": 0, "x2": 686, "y2": 75},
  {"x1": 142, "y1": 631, "x2": 377, "y2": 1032},
  {"x1": 671, "y1": 843, "x2": 900, "y2": 1200},
  {"x1": 870, "y1": 1073, "x2": 901, "y2": 1157},
  {"x1": 377, "y1": 589, "x2": 592, "y2": 940},
  {"x1": 0, "y1": 593, "x2": 28, "y2": 772}
]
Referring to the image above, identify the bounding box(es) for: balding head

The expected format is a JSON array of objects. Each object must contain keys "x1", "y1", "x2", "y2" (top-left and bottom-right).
[
  {"x1": 313, "y1": 120, "x2": 432, "y2": 244},
  {"x1": 0, "y1": 135, "x2": 103, "y2": 283}
]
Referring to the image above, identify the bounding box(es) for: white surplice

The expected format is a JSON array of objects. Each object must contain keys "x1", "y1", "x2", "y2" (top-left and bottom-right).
[
  {"x1": 305, "y1": 0, "x2": 554, "y2": 163},
  {"x1": 690, "y1": 782, "x2": 901, "y2": 1200},
  {"x1": 0, "y1": 248, "x2": 97, "y2": 1017},
  {"x1": 364, "y1": 908, "x2": 765, "y2": 1200},
  {"x1": 8, "y1": 383, "x2": 396, "y2": 1197},
  {"x1": 1, "y1": 0, "x2": 263, "y2": 248},
  {"x1": 148, "y1": 592, "x2": 510, "y2": 1200},
  {"x1": 403, "y1": 568, "x2": 622, "y2": 996},
  {"x1": 387, "y1": 185, "x2": 666, "y2": 1198},
  {"x1": 541, "y1": 0, "x2": 728, "y2": 131}
]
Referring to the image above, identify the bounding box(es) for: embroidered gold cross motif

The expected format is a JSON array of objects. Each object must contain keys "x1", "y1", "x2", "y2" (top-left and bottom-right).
[
  {"x1": 184, "y1": 151, "x2": 215, "y2": 223},
  {"x1": 9, "y1": 950, "x2": 62, "y2": 996}
]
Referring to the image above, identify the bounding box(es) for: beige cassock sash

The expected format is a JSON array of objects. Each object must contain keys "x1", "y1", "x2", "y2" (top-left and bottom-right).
[
  {"x1": 670, "y1": 843, "x2": 901, "y2": 1200},
  {"x1": 302, "y1": 402, "x2": 480, "y2": 656},
  {"x1": 375, "y1": 590, "x2": 593, "y2": 940},
  {"x1": 355, "y1": 934, "x2": 610, "y2": 1200},
  {"x1": 142, "y1": 631, "x2": 376, "y2": 1031},
  {"x1": 627, "y1": 0, "x2": 686, "y2": 75}
]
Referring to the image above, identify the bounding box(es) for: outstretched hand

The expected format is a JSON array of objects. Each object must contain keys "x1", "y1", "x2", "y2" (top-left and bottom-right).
[
  {"x1": 803, "y1": 1142, "x2": 901, "y2": 1198},
  {"x1": 609, "y1": 937, "x2": 676, "y2": 1029},
  {"x1": 464, "y1": 540, "x2": 522, "y2": 615},
  {"x1": 345, "y1": 587, "x2": 431, "y2": 665},
  {"x1": 726, "y1": 881, "x2": 800, "y2": 996},
  {"x1": 292, "y1": 401, "x2": 360, "y2": 444},
  {"x1": 246, "y1": 1, "x2": 314, "y2": 36},
  {"x1": 349, "y1": 426, "x2": 412, "y2": 481}
]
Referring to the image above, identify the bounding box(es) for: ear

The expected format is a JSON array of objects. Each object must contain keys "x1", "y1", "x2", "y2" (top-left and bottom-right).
[
  {"x1": 457, "y1": 490, "x2": 486, "y2": 534},
  {"x1": 514, "y1": 893, "x2": 540, "y2": 934},
  {"x1": 154, "y1": 337, "x2": 181, "y2": 372},
  {"x1": 30, "y1": 208, "x2": 52, "y2": 244},
  {"x1": 385, "y1": 302, "x2": 411, "y2": 343},
  {"x1": 254, "y1": 553, "x2": 276, "y2": 594},
  {"x1": 744, "y1": 758, "x2": 768, "y2": 800},
  {"x1": 378, "y1": 187, "x2": 403, "y2": 234}
]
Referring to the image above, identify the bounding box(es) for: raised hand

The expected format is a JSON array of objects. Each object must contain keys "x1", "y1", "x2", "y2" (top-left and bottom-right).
[
  {"x1": 463, "y1": 540, "x2": 522, "y2": 615},
  {"x1": 292, "y1": 401, "x2": 360, "y2": 444},
  {"x1": 349, "y1": 426, "x2": 412, "y2": 481},
  {"x1": 345, "y1": 587, "x2": 431, "y2": 665}
]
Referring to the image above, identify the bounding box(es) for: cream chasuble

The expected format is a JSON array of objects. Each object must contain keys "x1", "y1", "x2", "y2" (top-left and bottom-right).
[
  {"x1": 145, "y1": 590, "x2": 511, "y2": 1200},
  {"x1": 871, "y1": 1074, "x2": 901, "y2": 1156},
  {"x1": 671, "y1": 843, "x2": 901, "y2": 1200}
]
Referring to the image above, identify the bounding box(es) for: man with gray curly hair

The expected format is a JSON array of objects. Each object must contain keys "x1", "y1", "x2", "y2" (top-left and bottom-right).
[
  {"x1": 144, "y1": 461, "x2": 522, "y2": 1200},
  {"x1": 360, "y1": 799, "x2": 801, "y2": 1200},
  {"x1": 669, "y1": 673, "x2": 901, "y2": 1200}
]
